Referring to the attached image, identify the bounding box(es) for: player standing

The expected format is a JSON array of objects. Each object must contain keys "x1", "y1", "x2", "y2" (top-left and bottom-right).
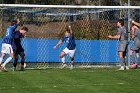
[
  {"x1": 108, "y1": 19, "x2": 129, "y2": 70},
  {"x1": 12, "y1": 27, "x2": 28, "y2": 71},
  {"x1": 130, "y1": 24, "x2": 140, "y2": 66},
  {"x1": 53, "y1": 25, "x2": 76, "y2": 69},
  {"x1": 0, "y1": 19, "x2": 20, "y2": 72}
]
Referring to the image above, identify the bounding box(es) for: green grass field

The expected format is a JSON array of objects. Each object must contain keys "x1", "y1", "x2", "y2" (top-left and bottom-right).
[{"x1": 0, "y1": 68, "x2": 140, "y2": 93}]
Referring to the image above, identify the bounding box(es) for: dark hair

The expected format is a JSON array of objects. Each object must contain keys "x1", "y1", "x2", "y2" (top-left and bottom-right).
[
  {"x1": 11, "y1": 20, "x2": 17, "y2": 26},
  {"x1": 118, "y1": 19, "x2": 124, "y2": 26},
  {"x1": 66, "y1": 30, "x2": 70, "y2": 33},
  {"x1": 21, "y1": 27, "x2": 28, "y2": 32}
]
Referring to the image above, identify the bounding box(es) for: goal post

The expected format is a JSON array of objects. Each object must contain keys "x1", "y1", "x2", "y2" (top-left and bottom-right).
[
  {"x1": 0, "y1": 4, "x2": 140, "y2": 8},
  {"x1": 0, "y1": 4, "x2": 140, "y2": 69}
]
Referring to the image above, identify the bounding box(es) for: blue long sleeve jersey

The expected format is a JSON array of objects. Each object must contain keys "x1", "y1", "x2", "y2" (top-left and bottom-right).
[{"x1": 12, "y1": 30, "x2": 24, "y2": 50}]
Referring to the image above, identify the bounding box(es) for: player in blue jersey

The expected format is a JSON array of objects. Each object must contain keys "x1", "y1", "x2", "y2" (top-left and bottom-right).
[
  {"x1": 53, "y1": 25, "x2": 76, "y2": 69},
  {"x1": 12, "y1": 27, "x2": 28, "y2": 71},
  {"x1": 0, "y1": 19, "x2": 20, "y2": 72},
  {"x1": 108, "y1": 19, "x2": 129, "y2": 70}
]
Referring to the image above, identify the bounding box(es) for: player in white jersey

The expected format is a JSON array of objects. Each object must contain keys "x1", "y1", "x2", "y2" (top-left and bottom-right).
[
  {"x1": 53, "y1": 25, "x2": 76, "y2": 69},
  {"x1": 0, "y1": 19, "x2": 20, "y2": 72}
]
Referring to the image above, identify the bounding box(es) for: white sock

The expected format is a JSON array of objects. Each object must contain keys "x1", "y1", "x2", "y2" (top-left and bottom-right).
[
  {"x1": 61, "y1": 57, "x2": 65, "y2": 64},
  {"x1": 2, "y1": 57, "x2": 12, "y2": 67},
  {"x1": 0, "y1": 57, "x2": 3, "y2": 65},
  {"x1": 71, "y1": 61, "x2": 74, "y2": 65},
  {"x1": 126, "y1": 66, "x2": 129, "y2": 68}
]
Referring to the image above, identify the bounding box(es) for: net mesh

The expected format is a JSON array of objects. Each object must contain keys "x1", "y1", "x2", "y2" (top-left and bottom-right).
[{"x1": 0, "y1": 5, "x2": 139, "y2": 69}]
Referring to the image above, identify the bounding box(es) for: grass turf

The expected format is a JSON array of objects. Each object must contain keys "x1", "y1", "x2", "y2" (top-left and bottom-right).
[{"x1": 0, "y1": 68, "x2": 140, "y2": 93}]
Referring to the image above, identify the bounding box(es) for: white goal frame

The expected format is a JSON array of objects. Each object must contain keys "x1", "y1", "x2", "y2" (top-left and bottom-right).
[
  {"x1": 0, "y1": 4, "x2": 139, "y2": 68},
  {"x1": 0, "y1": 4, "x2": 140, "y2": 9}
]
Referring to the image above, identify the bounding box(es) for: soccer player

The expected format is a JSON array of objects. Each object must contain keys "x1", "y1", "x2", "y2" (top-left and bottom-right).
[
  {"x1": 53, "y1": 25, "x2": 76, "y2": 69},
  {"x1": 12, "y1": 27, "x2": 28, "y2": 71},
  {"x1": 108, "y1": 19, "x2": 129, "y2": 70},
  {"x1": 0, "y1": 19, "x2": 20, "y2": 72},
  {"x1": 130, "y1": 24, "x2": 140, "y2": 67}
]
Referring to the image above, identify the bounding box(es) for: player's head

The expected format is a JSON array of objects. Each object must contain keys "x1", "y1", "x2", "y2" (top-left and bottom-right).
[
  {"x1": 117, "y1": 19, "x2": 124, "y2": 27},
  {"x1": 65, "y1": 29, "x2": 71, "y2": 37},
  {"x1": 20, "y1": 27, "x2": 28, "y2": 35},
  {"x1": 11, "y1": 20, "x2": 17, "y2": 26}
]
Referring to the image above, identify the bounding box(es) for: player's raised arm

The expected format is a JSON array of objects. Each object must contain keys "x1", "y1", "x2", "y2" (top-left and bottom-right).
[
  {"x1": 68, "y1": 25, "x2": 73, "y2": 34},
  {"x1": 11, "y1": 19, "x2": 20, "y2": 29},
  {"x1": 16, "y1": 19, "x2": 20, "y2": 24},
  {"x1": 53, "y1": 40, "x2": 62, "y2": 49},
  {"x1": 130, "y1": 19, "x2": 140, "y2": 27}
]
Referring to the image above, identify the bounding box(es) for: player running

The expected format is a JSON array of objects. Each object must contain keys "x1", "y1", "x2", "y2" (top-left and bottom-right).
[
  {"x1": 12, "y1": 27, "x2": 28, "y2": 71},
  {"x1": 108, "y1": 19, "x2": 129, "y2": 70},
  {"x1": 0, "y1": 19, "x2": 20, "y2": 72},
  {"x1": 53, "y1": 25, "x2": 76, "y2": 69}
]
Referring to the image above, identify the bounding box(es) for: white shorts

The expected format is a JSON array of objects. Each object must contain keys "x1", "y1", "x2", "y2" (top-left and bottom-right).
[
  {"x1": 1, "y1": 43, "x2": 13, "y2": 54},
  {"x1": 63, "y1": 47, "x2": 76, "y2": 58}
]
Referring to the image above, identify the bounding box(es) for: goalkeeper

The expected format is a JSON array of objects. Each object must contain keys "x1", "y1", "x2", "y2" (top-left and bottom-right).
[{"x1": 12, "y1": 27, "x2": 28, "y2": 71}]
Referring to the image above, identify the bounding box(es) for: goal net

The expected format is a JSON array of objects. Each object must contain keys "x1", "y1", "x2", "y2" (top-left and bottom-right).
[{"x1": 0, "y1": 4, "x2": 139, "y2": 69}]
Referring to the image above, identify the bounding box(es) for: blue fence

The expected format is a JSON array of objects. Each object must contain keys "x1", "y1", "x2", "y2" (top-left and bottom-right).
[{"x1": 0, "y1": 38, "x2": 121, "y2": 63}]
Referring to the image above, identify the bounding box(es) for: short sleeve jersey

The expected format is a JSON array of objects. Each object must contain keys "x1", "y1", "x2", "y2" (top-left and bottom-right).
[
  {"x1": 134, "y1": 29, "x2": 140, "y2": 41},
  {"x1": 62, "y1": 35, "x2": 76, "y2": 50},
  {"x1": 117, "y1": 26, "x2": 128, "y2": 41}
]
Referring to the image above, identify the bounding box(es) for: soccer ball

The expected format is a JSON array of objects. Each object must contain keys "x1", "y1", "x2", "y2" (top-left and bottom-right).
[{"x1": 130, "y1": 62, "x2": 138, "y2": 69}]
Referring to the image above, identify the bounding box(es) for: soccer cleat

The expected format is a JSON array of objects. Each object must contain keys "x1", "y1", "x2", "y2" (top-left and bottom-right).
[
  {"x1": 13, "y1": 67, "x2": 16, "y2": 71},
  {"x1": 61, "y1": 64, "x2": 67, "y2": 69},
  {"x1": 70, "y1": 64, "x2": 74, "y2": 70},
  {"x1": 20, "y1": 65, "x2": 24, "y2": 71},
  {"x1": 1, "y1": 67, "x2": 8, "y2": 72},
  {"x1": 131, "y1": 63, "x2": 138, "y2": 69},
  {"x1": 117, "y1": 67, "x2": 125, "y2": 71},
  {"x1": 125, "y1": 66, "x2": 129, "y2": 70}
]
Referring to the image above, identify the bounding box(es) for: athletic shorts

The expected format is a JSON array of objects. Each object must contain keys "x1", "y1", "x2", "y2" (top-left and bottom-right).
[
  {"x1": 63, "y1": 47, "x2": 76, "y2": 58},
  {"x1": 14, "y1": 47, "x2": 24, "y2": 54},
  {"x1": 1, "y1": 43, "x2": 13, "y2": 54},
  {"x1": 131, "y1": 41, "x2": 140, "y2": 51},
  {"x1": 118, "y1": 41, "x2": 128, "y2": 52}
]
